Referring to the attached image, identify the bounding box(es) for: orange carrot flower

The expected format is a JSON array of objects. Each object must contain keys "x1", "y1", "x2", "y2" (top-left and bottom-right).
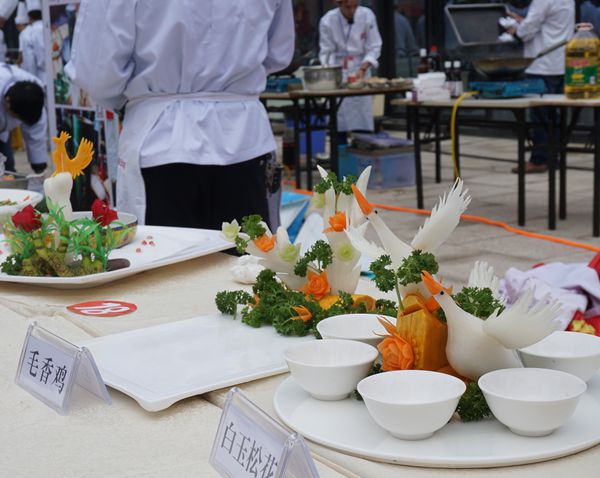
[
  {"x1": 324, "y1": 211, "x2": 347, "y2": 233},
  {"x1": 291, "y1": 306, "x2": 312, "y2": 322},
  {"x1": 254, "y1": 234, "x2": 276, "y2": 253},
  {"x1": 300, "y1": 271, "x2": 331, "y2": 300},
  {"x1": 376, "y1": 317, "x2": 414, "y2": 371}
]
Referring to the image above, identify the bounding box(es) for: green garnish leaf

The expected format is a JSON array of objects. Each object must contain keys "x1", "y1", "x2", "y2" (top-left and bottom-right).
[
  {"x1": 454, "y1": 287, "x2": 505, "y2": 320},
  {"x1": 456, "y1": 382, "x2": 492, "y2": 422},
  {"x1": 397, "y1": 250, "x2": 439, "y2": 286}
]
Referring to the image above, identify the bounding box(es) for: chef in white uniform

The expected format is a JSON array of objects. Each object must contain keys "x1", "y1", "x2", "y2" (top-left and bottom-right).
[
  {"x1": 319, "y1": 0, "x2": 382, "y2": 138},
  {"x1": 65, "y1": 0, "x2": 294, "y2": 229},
  {"x1": 0, "y1": 63, "x2": 47, "y2": 172},
  {"x1": 19, "y1": 0, "x2": 45, "y2": 85}
]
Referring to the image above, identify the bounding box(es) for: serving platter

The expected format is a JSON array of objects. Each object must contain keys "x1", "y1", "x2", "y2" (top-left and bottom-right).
[
  {"x1": 274, "y1": 373, "x2": 600, "y2": 468},
  {"x1": 81, "y1": 315, "x2": 314, "y2": 411},
  {"x1": 0, "y1": 225, "x2": 231, "y2": 289}
]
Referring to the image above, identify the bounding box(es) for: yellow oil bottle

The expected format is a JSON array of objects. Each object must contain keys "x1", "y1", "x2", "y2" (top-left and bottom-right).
[{"x1": 565, "y1": 26, "x2": 600, "y2": 99}]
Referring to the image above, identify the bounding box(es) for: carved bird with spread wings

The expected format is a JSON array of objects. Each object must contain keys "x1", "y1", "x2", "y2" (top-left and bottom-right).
[{"x1": 51, "y1": 131, "x2": 94, "y2": 178}]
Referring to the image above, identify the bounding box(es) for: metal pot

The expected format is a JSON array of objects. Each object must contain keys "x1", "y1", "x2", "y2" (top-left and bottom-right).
[{"x1": 302, "y1": 65, "x2": 342, "y2": 91}]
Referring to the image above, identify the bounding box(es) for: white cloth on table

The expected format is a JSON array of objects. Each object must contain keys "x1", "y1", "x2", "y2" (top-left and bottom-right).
[
  {"x1": 319, "y1": 6, "x2": 382, "y2": 132},
  {"x1": 499, "y1": 262, "x2": 600, "y2": 330},
  {"x1": 0, "y1": 62, "x2": 47, "y2": 166},
  {"x1": 516, "y1": 0, "x2": 575, "y2": 76},
  {"x1": 19, "y1": 20, "x2": 45, "y2": 85}
]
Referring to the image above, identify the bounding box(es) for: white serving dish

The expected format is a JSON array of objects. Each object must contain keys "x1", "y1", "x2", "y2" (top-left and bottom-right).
[
  {"x1": 274, "y1": 372, "x2": 600, "y2": 468},
  {"x1": 0, "y1": 225, "x2": 231, "y2": 288},
  {"x1": 284, "y1": 339, "x2": 378, "y2": 401},
  {"x1": 316, "y1": 313, "x2": 392, "y2": 347},
  {"x1": 357, "y1": 370, "x2": 466, "y2": 440},
  {"x1": 479, "y1": 368, "x2": 587, "y2": 437},
  {"x1": 519, "y1": 331, "x2": 600, "y2": 382},
  {"x1": 0, "y1": 188, "x2": 43, "y2": 225},
  {"x1": 81, "y1": 315, "x2": 314, "y2": 411}
]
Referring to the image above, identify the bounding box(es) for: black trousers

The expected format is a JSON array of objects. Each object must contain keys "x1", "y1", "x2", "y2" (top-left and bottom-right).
[{"x1": 142, "y1": 156, "x2": 270, "y2": 230}]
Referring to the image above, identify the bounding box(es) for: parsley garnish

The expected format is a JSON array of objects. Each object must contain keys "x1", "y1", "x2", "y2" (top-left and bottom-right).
[
  {"x1": 453, "y1": 287, "x2": 505, "y2": 320},
  {"x1": 293, "y1": 240, "x2": 333, "y2": 277},
  {"x1": 456, "y1": 382, "x2": 492, "y2": 422}
]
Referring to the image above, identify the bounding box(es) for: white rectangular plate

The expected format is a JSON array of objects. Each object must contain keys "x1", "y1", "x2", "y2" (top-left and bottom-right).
[
  {"x1": 0, "y1": 226, "x2": 232, "y2": 289},
  {"x1": 81, "y1": 315, "x2": 314, "y2": 411}
]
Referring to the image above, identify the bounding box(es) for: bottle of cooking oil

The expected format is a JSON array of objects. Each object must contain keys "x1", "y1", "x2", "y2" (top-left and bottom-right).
[{"x1": 565, "y1": 26, "x2": 600, "y2": 99}]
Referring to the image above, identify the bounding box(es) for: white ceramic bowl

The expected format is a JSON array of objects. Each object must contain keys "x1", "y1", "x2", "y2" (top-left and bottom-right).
[
  {"x1": 357, "y1": 370, "x2": 466, "y2": 440},
  {"x1": 284, "y1": 339, "x2": 378, "y2": 401},
  {"x1": 479, "y1": 368, "x2": 587, "y2": 437},
  {"x1": 519, "y1": 331, "x2": 600, "y2": 382},
  {"x1": 316, "y1": 313, "x2": 394, "y2": 347}
]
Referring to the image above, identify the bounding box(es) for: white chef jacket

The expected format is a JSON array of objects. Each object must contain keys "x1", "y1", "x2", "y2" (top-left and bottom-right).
[
  {"x1": 0, "y1": 63, "x2": 47, "y2": 166},
  {"x1": 19, "y1": 20, "x2": 45, "y2": 85},
  {"x1": 319, "y1": 6, "x2": 382, "y2": 132},
  {"x1": 0, "y1": 0, "x2": 17, "y2": 19},
  {"x1": 65, "y1": 0, "x2": 294, "y2": 169},
  {"x1": 516, "y1": 0, "x2": 575, "y2": 76}
]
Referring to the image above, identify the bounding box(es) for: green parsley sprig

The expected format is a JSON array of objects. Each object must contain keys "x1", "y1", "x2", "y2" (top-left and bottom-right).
[
  {"x1": 313, "y1": 171, "x2": 357, "y2": 196},
  {"x1": 293, "y1": 240, "x2": 333, "y2": 277},
  {"x1": 456, "y1": 382, "x2": 492, "y2": 422}
]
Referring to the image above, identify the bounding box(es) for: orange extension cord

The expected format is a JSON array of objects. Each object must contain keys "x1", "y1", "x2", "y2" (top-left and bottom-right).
[{"x1": 284, "y1": 181, "x2": 600, "y2": 254}]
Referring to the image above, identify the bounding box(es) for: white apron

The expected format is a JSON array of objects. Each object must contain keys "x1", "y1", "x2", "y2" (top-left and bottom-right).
[
  {"x1": 332, "y1": 55, "x2": 374, "y2": 132},
  {"x1": 117, "y1": 92, "x2": 257, "y2": 225}
]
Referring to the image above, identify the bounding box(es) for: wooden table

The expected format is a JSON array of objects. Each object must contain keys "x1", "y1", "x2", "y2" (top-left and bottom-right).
[{"x1": 261, "y1": 85, "x2": 412, "y2": 193}]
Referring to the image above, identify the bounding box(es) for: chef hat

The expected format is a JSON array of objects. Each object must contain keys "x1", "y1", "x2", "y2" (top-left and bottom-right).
[
  {"x1": 25, "y1": 0, "x2": 40, "y2": 13},
  {"x1": 15, "y1": 2, "x2": 27, "y2": 24}
]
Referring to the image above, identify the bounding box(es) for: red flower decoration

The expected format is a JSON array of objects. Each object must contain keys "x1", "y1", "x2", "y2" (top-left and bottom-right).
[
  {"x1": 12, "y1": 205, "x2": 41, "y2": 232},
  {"x1": 91, "y1": 199, "x2": 118, "y2": 226}
]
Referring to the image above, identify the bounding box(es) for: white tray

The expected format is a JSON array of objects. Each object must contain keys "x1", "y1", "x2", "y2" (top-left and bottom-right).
[
  {"x1": 0, "y1": 225, "x2": 231, "y2": 289},
  {"x1": 274, "y1": 374, "x2": 600, "y2": 468},
  {"x1": 82, "y1": 315, "x2": 314, "y2": 411}
]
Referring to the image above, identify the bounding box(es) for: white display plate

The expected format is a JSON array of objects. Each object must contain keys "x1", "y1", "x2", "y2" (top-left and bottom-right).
[
  {"x1": 82, "y1": 315, "x2": 314, "y2": 412},
  {"x1": 274, "y1": 374, "x2": 600, "y2": 468},
  {"x1": 0, "y1": 225, "x2": 231, "y2": 289}
]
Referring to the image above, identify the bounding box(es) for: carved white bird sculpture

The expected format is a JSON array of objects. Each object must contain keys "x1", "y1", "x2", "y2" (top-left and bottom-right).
[
  {"x1": 346, "y1": 178, "x2": 472, "y2": 269},
  {"x1": 467, "y1": 260, "x2": 508, "y2": 306},
  {"x1": 421, "y1": 269, "x2": 562, "y2": 380}
]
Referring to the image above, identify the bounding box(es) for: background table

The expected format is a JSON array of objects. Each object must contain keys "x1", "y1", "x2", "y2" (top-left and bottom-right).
[{"x1": 261, "y1": 85, "x2": 412, "y2": 192}]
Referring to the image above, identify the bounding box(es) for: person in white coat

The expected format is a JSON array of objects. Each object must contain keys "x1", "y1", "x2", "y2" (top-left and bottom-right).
[
  {"x1": 0, "y1": 63, "x2": 47, "y2": 172},
  {"x1": 319, "y1": 0, "x2": 382, "y2": 141},
  {"x1": 65, "y1": 0, "x2": 294, "y2": 229},
  {"x1": 506, "y1": 0, "x2": 575, "y2": 174},
  {"x1": 19, "y1": 0, "x2": 45, "y2": 85}
]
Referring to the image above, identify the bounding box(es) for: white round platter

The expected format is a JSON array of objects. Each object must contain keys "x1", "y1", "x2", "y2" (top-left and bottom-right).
[{"x1": 273, "y1": 373, "x2": 600, "y2": 468}]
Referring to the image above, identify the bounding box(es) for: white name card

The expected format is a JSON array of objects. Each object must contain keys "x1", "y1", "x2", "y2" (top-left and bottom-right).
[
  {"x1": 15, "y1": 322, "x2": 111, "y2": 415},
  {"x1": 210, "y1": 388, "x2": 319, "y2": 478}
]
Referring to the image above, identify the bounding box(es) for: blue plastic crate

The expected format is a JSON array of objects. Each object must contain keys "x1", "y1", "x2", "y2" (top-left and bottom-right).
[
  {"x1": 344, "y1": 148, "x2": 416, "y2": 189},
  {"x1": 285, "y1": 115, "x2": 327, "y2": 156}
]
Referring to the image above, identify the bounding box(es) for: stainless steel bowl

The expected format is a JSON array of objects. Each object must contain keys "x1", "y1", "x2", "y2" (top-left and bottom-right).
[{"x1": 302, "y1": 65, "x2": 342, "y2": 91}]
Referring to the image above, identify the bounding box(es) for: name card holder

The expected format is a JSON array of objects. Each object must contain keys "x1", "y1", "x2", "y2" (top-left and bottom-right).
[
  {"x1": 15, "y1": 322, "x2": 111, "y2": 415},
  {"x1": 210, "y1": 387, "x2": 319, "y2": 478}
]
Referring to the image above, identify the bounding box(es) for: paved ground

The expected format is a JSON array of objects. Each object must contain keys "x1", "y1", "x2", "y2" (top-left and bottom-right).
[
  {"x1": 14, "y1": 131, "x2": 599, "y2": 288},
  {"x1": 284, "y1": 133, "x2": 599, "y2": 287}
]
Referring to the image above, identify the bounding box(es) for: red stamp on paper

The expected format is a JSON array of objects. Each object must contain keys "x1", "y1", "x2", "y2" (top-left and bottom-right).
[{"x1": 66, "y1": 300, "x2": 137, "y2": 317}]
